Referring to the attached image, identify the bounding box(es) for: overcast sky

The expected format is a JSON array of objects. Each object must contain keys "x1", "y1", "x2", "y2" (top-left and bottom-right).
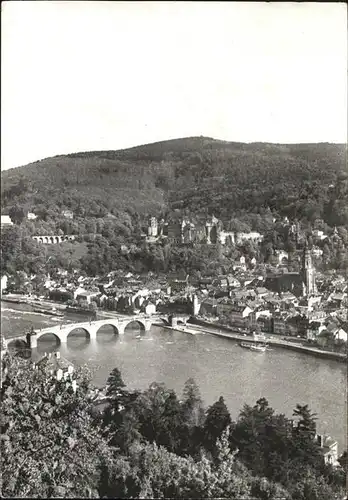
[{"x1": 1, "y1": 1, "x2": 347, "y2": 170}]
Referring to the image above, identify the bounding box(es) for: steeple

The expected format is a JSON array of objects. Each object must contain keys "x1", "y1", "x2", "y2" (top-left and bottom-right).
[
  {"x1": 301, "y1": 243, "x2": 316, "y2": 296},
  {"x1": 302, "y1": 239, "x2": 312, "y2": 268}
]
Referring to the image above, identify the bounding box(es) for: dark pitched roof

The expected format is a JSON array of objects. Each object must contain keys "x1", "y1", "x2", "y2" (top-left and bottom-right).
[{"x1": 36, "y1": 352, "x2": 73, "y2": 372}]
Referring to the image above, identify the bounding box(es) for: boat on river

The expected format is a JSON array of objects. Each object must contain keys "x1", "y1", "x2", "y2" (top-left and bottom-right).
[
  {"x1": 32, "y1": 306, "x2": 64, "y2": 317},
  {"x1": 240, "y1": 341, "x2": 267, "y2": 352},
  {"x1": 1, "y1": 296, "x2": 27, "y2": 305},
  {"x1": 66, "y1": 306, "x2": 97, "y2": 318}
]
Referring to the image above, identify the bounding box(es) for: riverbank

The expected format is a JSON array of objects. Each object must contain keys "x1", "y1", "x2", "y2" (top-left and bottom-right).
[
  {"x1": 187, "y1": 318, "x2": 347, "y2": 363},
  {"x1": 2, "y1": 295, "x2": 66, "y2": 317},
  {"x1": 2, "y1": 296, "x2": 346, "y2": 363},
  {"x1": 152, "y1": 322, "x2": 204, "y2": 335},
  {"x1": 1, "y1": 295, "x2": 28, "y2": 305},
  {"x1": 2, "y1": 294, "x2": 67, "y2": 310}
]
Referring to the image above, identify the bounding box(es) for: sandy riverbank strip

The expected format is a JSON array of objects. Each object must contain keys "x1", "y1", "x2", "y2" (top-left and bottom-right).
[{"x1": 2, "y1": 294, "x2": 67, "y2": 311}]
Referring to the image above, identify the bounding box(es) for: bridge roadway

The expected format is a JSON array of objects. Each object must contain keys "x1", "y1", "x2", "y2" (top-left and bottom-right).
[{"x1": 7, "y1": 314, "x2": 153, "y2": 349}]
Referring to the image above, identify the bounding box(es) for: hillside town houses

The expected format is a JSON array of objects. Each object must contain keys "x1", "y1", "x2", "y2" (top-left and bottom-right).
[
  {"x1": 2, "y1": 239, "x2": 347, "y2": 350},
  {"x1": 1, "y1": 213, "x2": 347, "y2": 349}
]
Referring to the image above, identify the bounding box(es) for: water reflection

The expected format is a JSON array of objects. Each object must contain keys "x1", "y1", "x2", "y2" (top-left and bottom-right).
[
  {"x1": 36, "y1": 333, "x2": 60, "y2": 354},
  {"x1": 2, "y1": 303, "x2": 346, "y2": 452},
  {"x1": 95, "y1": 324, "x2": 118, "y2": 339}
]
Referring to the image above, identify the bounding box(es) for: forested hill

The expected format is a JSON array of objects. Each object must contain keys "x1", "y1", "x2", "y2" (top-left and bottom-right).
[{"x1": 1, "y1": 137, "x2": 347, "y2": 225}]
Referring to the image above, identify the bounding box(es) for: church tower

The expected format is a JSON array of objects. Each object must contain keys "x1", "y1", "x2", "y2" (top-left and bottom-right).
[{"x1": 301, "y1": 244, "x2": 316, "y2": 296}]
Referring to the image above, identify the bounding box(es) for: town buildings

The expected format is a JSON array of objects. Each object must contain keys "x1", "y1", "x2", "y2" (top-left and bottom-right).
[
  {"x1": 1, "y1": 215, "x2": 13, "y2": 228},
  {"x1": 265, "y1": 245, "x2": 317, "y2": 298},
  {"x1": 62, "y1": 209, "x2": 74, "y2": 219},
  {"x1": 316, "y1": 434, "x2": 339, "y2": 466},
  {"x1": 1, "y1": 275, "x2": 8, "y2": 294},
  {"x1": 6, "y1": 247, "x2": 346, "y2": 346},
  {"x1": 2, "y1": 206, "x2": 346, "y2": 347},
  {"x1": 191, "y1": 245, "x2": 347, "y2": 343}
]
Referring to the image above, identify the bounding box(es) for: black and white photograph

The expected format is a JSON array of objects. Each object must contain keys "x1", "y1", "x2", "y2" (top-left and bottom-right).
[{"x1": 1, "y1": 1, "x2": 347, "y2": 498}]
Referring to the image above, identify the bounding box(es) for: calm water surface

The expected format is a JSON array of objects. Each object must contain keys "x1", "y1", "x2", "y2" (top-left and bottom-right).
[{"x1": 2, "y1": 303, "x2": 347, "y2": 452}]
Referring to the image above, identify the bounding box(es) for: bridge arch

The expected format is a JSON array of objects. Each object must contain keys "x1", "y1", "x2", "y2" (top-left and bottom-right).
[
  {"x1": 95, "y1": 323, "x2": 120, "y2": 336},
  {"x1": 7, "y1": 338, "x2": 28, "y2": 350},
  {"x1": 66, "y1": 327, "x2": 91, "y2": 340},
  {"x1": 36, "y1": 331, "x2": 61, "y2": 346},
  {"x1": 124, "y1": 319, "x2": 146, "y2": 332}
]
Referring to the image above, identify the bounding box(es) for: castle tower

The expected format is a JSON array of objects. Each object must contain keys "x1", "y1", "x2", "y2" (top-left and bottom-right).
[
  {"x1": 158, "y1": 218, "x2": 165, "y2": 236},
  {"x1": 290, "y1": 219, "x2": 301, "y2": 245},
  {"x1": 148, "y1": 217, "x2": 158, "y2": 237},
  {"x1": 192, "y1": 294, "x2": 200, "y2": 316},
  {"x1": 205, "y1": 214, "x2": 221, "y2": 244},
  {"x1": 181, "y1": 218, "x2": 189, "y2": 243},
  {"x1": 301, "y1": 244, "x2": 316, "y2": 296},
  {"x1": 1, "y1": 331, "x2": 7, "y2": 360},
  {"x1": 205, "y1": 221, "x2": 213, "y2": 244},
  {"x1": 181, "y1": 218, "x2": 195, "y2": 244}
]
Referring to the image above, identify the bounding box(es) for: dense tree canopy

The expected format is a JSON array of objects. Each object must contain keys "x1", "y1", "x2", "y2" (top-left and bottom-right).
[
  {"x1": 1, "y1": 352, "x2": 346, "y2": 499},
  {"x1": 2, "y1": 137, "x2": 346, "y2": 225}
]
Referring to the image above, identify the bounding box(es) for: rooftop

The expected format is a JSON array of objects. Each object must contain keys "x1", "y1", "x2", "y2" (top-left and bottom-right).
[{"x1": 35, "y1": 351, "x2": 74, "y2": 372}]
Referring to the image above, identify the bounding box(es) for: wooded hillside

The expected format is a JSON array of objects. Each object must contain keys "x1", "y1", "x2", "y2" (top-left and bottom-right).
[{"x1": 2, "y1": 137, "x2": 347, "y2": 226}]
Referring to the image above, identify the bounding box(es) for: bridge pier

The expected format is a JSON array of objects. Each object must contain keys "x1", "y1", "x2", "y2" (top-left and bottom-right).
[
  {"x1": 88, "y1": 325, "x2": 98, "y2": 340},
  {"x1": 144, "y1": 318, "x2": 152, "y2": 331},
  {"x1": 117, "y1": 324, "x2": 125, "y2": 335},
  {"x1": 58, "y1": 331, "x2": 68, "y2": 343},
  {"x1": 28, "y1": 334, "x2": 37, "y2": 349}
]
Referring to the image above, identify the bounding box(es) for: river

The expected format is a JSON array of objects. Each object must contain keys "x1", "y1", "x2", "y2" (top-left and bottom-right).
[{"x1": 2, "y1": 302, "x2": 347, "y2": 453}]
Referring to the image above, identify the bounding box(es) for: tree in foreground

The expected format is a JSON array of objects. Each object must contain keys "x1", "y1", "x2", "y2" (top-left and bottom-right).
[
  {"x1": 2, "y1": 354, "x2": 346, "y2": 500},
  {"x1": 100, "y1": 427, "x2": 291, "y2": 499},
  {"x1": 1, "y1": 352, "x2": 111, "y2": 498},
  {"x1": 203, "y1": 395, "x2": 231, "y2": 456},
  {"x1": 180, "y1": 377, "x2": 205, "y2": 428},
  {"x1": 102, "y1": 367, "x2": 141, "y2": 451},
  {"x1": 130, "y1": 382, "x2": 184, "y2": 453},
  {"x1": 290, "y1": 403, "x2": 323, "y2": 469}
]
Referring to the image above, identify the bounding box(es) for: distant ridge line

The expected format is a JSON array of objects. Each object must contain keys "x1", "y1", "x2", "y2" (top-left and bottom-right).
[{"x1": 2, "y1": 136, "x2": 346, "y2": 171}]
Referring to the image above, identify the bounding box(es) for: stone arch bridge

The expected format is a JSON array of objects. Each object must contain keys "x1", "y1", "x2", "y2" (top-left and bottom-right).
[
  {"x1": 7, "y1": 315, "x2": 153, "y2": 349},
  {"x1": 32, "y1": 235, "x2": 76, "y2": 244}
]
